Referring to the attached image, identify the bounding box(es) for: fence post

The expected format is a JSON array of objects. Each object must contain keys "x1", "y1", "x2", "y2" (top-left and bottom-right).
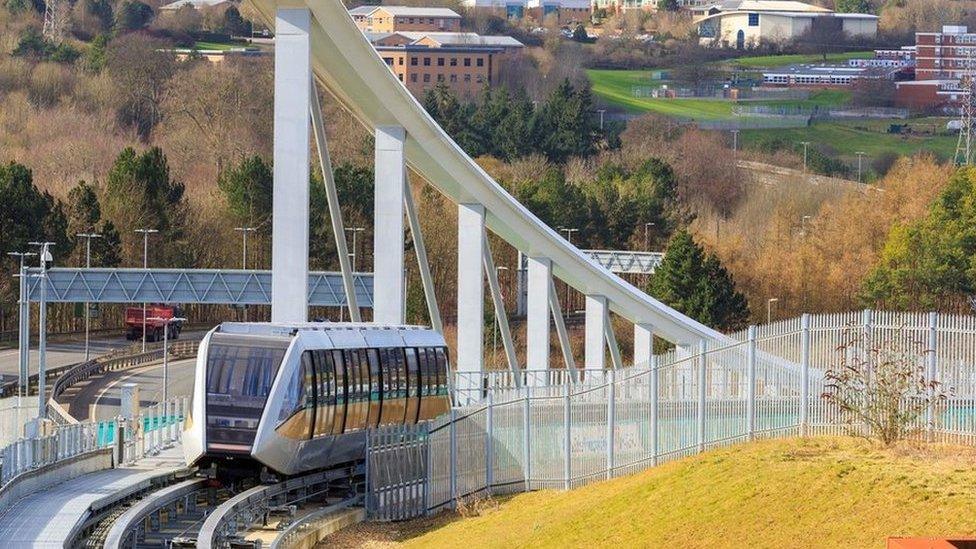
[
  {"x1": 449, "y1": 408, "x2": 457, "y2": 509},
  {"x1": 800, "y1": 314, "x2": 810, "y2": 437},
  {"x1": 606, "y1": 368, "x2": 615, "y2": 480},
  {"x1": 563, "y1": 381, "x2": 571, "y2": 490},
  {"x1": 650, "y1": 356, "x2": 659, "y2": 466},
  {"x1": 486, "y1": 391, "x2": 494, "y2": 493},
  {"x1": 523, "y1": 394, "x2": 531, "y2": 492},
  {"x1": 697, "y1": 339, "x2": 707, "y2": 453},
  {"x1": 927, "y1": 311, "x2": 938, "y2": 441},
  {"x1": 747, "y1": 326, "x2": 757, "y2": 440}
]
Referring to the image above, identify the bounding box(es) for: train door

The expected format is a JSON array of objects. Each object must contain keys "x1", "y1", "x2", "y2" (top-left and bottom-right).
[
  {"x1": 312, "y1": 350, "x2": 335, "y2": 437},
  {"x1": 329, "y1": 350, "x2": 347, "y2": 434},
  {"x1": 404, "y1": 348, "x2": 421, "y2": 424},
  {"x1": 366, "y1": 349, "x2": 383, "y2": 428}
]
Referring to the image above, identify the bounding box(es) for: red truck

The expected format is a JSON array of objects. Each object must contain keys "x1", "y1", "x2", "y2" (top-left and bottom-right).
[{"x1": 124, "y1": 304, "x2": 185, "y2": 342}]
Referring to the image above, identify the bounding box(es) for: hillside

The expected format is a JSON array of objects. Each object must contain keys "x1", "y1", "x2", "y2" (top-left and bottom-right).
[{"x1": 398, "y1": 438, "x2": 976, "y2": 548}]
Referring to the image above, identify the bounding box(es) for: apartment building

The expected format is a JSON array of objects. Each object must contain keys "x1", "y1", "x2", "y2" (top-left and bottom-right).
[
  {"x1": 367, "y1": 31, "x2": 524, "y2": 97},
  {"x1": 350, "y1": 5, "x2": 462, "y2": 32},
  {"x1": 896, "y1": 26, "x2": 976, "y2": 110},
  {"x1": 525, "y1": 0, "x2": 591, "y2": 23},
  {"x1": 460, "y1": 0, "x2": 526, "y2": 19}
]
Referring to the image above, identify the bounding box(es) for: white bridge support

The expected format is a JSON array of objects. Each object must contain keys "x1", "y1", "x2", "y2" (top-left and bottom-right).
[
  {"x1": 271, "y1": 8, "x2": 311, "y2": 323},
  {"x1": 373, "y1": 126, "x2": 407, "y2": 324},
  {"x1": 634, "y1": 323, "x2": 654, "y2": 368},
  {"x1": 585, "y1": 295, "x2": 608, "y2": 370},
  {"x1": 526, "y1": 257, "x2": 551, "y2": 382},
  {"x1": 457, "y1": 203, "x2": 485, "y2": 386}
]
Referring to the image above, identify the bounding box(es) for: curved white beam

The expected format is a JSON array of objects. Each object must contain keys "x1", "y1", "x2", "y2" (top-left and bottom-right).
[{"x1": 250, "y1": 0, "x2": 724, "y2": 345}]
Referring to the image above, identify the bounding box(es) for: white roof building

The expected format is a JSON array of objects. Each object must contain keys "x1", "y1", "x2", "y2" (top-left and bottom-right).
[
  {"x1": 695, "y1": 0, "x2": 877, "y2": 48},
  {"x1": 348, "y1": 5, "x2": 462, "y2": 18},
  {"x1": 159, "y1": 0, "x2": 228, "y2": 10}
]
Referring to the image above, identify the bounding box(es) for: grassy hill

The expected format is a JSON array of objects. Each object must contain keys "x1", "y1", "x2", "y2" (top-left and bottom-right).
[{"x1": 404, "y1": 438, "x2": 976, "y2": 548}]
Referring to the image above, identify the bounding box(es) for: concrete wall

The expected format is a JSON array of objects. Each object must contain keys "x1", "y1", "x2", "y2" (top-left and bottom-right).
[
  {"x1": 0, "y1": 397, "x2": 37, "y2": 447},
  {"x1": 0, "y1": 448, "x2": 113, "y2": 517}
]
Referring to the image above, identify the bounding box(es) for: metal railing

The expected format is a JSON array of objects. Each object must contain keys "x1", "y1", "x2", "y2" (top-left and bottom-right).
[
  {"x1": 0, "y1": 396, "x2": 188, "y2": 486},
  {"x1": 372, "y1": 310, "x2": 976, "y2": 519}
]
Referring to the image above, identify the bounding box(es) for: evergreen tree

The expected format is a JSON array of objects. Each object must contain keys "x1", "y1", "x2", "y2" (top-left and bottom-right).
[
  {"x1": 657, "y1": 0, "x2": 679, "y2": 10},
  {"x1": 65, "y1": 180, "x2": 122, "y2": 267},
  {"x1": 536, "y1": 79, "x2": 596, "y2": 162},
  {"x1": 0, "y1": 162, "x2": 70, "y2": 267},
  {"x1": 114, "y1": 0, "x2": 154, "y2": 32},
  {"x1": 218, "y1": 155, "x2": 273, "y2": 228},
  {"x1": 835, "y1": 0, "x2": 872, "y2": 13},
  {"x1": 647, "y1": 230, "x2": 750, "y2": 331},
  {"x1": 496, "y1": 88, "x2": 536, "y2": 160}
]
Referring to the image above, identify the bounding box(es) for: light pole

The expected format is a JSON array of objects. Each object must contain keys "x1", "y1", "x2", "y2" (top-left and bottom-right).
[
  {"x1": 28, "y1": 241, "x2": 54, "y2": 418},
  {"x1": 557, "y1": 227, "x2": 579, "y2": 312},
  {"x1": 76, "y1": 232, "x2": 102, "y2": 361},
  {"x1": 493, "y1": 266, "x2": 508, "y2": 369},
  {"x1": 134, "y1": 228, "x2": 158, "y2": 351},
  {"x1": 234, "y1": 227, "x2": 256, "y2": 321},
  {"x1": 343, "y1": 227, "x2": 365, "y2": 322},
  {"x1": 730, "y1": 129, "x2": 739, "y2": 156},
  {"x1": 644, "y1": 222, "x2": 656, "y2": 251},
  {"x1": 767, "y1": 297, "x2": 779, "y2": 325},
  {"x1": 146, "y1": 316, "x2": 186, "y2": 402},
  {"x1": 800, "y1": 215, "x2": 812, "y2": 236},
  {"x1": 855, "y1": 151, "x2": 866, "y2": 183},
  {"x1": 597, "y1": 109, "x2": 606, "y2": 130},
  {"x1": 799, "y1": 141, "x2": 811, "y2": 173},
  {"x1": 7, "y1": 251, "x2": 35, "y2": 399}
]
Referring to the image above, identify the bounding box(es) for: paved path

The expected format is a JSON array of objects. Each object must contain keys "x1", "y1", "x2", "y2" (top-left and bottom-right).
[{"x1": 0, "y1": 446, "x2": 186, "y2": 547}]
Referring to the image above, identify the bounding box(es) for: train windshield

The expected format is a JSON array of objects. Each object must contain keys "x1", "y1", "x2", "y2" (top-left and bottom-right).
[{"x1": 205, "y1": 333, "x2": 291, "y2": 453}]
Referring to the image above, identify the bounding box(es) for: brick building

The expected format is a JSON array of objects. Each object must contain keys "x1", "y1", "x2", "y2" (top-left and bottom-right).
[
  {"x1": 366, "y1": 31, "x2": 524, "y2": 98},
  {"x1": 525, "y1": 0, "x2": 590, "y2": 24},
  {"x1": 895, "y1": 25, "x2": 976, "y2": 110},
  {"x1": 350, "y1": 5, "x2": 462, "y2": 32}
]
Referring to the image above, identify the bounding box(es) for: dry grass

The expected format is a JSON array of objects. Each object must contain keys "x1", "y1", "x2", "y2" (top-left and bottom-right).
[{"x1": 335, "y1": 437, "x2": 976, "y2": 548}]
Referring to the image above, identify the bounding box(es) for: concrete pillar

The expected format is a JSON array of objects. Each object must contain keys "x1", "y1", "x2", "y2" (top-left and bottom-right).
[
  {"x1": 526, "y1": 256, "x2": 551, "y2": 377},
  {"x1": 457, "y1": 204, "x2": 485, "y2": 388},
  {"x1": 373, "y1": 126, "x2": 407, "y2": 324},
  {"x1": 634, "y1": 323, "x2": 654, "y2": 369},
  {"x1": 271, "y1": 8, "x2": 311, "y2": 323},
  {"x1": 584, "y1": 295, "x2": 608, "y2": 370}
]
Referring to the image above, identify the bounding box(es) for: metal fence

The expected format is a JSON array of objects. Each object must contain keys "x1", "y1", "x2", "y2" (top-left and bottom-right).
[
  {"x1": 370, "y1": 310, "x2": 976, "y2": 520},
  {"x1": 0, "y1": 396, "x2": 188, "y2": 486}
]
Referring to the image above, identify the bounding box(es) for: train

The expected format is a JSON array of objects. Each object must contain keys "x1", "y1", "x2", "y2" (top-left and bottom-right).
[{"x1": 183, "y1": 322, "x2": 452, "y2": 477}]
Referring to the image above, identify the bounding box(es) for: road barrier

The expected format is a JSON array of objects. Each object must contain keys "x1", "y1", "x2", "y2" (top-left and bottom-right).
[{"x1": 370, "y1": 310, "x2": 976, "y2": 519}]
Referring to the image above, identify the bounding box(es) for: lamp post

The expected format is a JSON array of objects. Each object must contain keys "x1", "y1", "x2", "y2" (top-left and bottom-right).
[
  {"x1": 7, "y1": 251, "x2": 35, "y2": 399},
  {"x1": 134, "y1": 228, "x2": 158, "y2": 351},
  {"x1": 730, "y1": 129, "x2": 739, "y2": 156},
  {"x1": 644, "y1": 222, "x2": 656, "y2": 251},
  {"x1": 767, "y1": 297, "x2": 779, "y2": 325},
  {"x1": 557, "y1": 227, "x2": 579, "y2": 314},
  {"x1": 597, "y1": 109, "x2": 606, "y2": 130},
  {"x1": 76, "y1": 232, "x2": 102, "y2": 361},
  {"x1": 342, "y1": 227, "x2": 365, "y2": 322},
  {"x1": 234, "y1": 227, "x2": 256, "y2": 321},
  {"x1": 799, "y1": 141, "x2": 811, "y2": 173},
  {"x1": 146, "y1": 316, "x2": 186, "y2": 402},
  {"x1": 28, "y1": 241, "x2": 54, "y2": 418},
  {"x1": 855, "y1": 151, "x2": 866, "y2": 183},
  {"x1": 493, "y1": 266, "x2": 508, "y2": 369}
]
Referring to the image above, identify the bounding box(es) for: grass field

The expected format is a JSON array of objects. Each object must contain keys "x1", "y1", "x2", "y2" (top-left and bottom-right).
[
  {"x1": 740, "y1": 118, "x2": 957, "y2": 160},
  {"x1": 586, "y1": 69, "x2": 851, "y2": 119},
  {"x1": 399, "y1": 438, "x2": 976, "y2": 548},
  {"x1": 192, "y1": 41, "x2": 240, "y2": 51},
  {"x1": 728, "y1": 51, "x2": 875, "y2": 69}
]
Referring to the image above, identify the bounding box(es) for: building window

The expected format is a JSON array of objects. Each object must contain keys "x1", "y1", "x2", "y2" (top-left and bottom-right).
[
  {"x1": 464, "y1": 74, "x2": 471, "y2": 82},
  {"x1": 399, "y1": 57, "x2": 404, "y2": 66},
  {"x1": 464, "y1": 58, "x2": 471, "y2": 67},
  {"x1": 438, "y1": 58, "x2": 445, "y2": 66},
  {"x1": 476, "y1": 75, "x2": 484, "y2": 83},
  {"x1": 423, "y1": 74, "x2": 431, "y2": 82},
  {"x1": 424, "y1": 57, "x2": 431, "y2": 66},
  {"x1": 410, "y1": 74, "x2": 417, "y2": 82},
  {"x1": 450, "y1": 58, "x2": 457, "y2": 66},
  {"x1": 748, "y1": 13, "x2": 759, "y2": 26},
  {"x1": 383, "y1": 57, "x2": 393, "y2": 66},
  {"x1": 398, "y1": 73, "x2": 404, "y2": 81},
  {"x1": 411, "y1": 57, "x2": 418, "y2": 66},
  {"x1": 450, "y1": 74, "x2": 457, "y2": 82},
  {"x1": 476, "y1": 58, "x2": 484, "y2": 67},
  {"x1": 437, "y1": 74, "x2": 444, "y2": 82}
]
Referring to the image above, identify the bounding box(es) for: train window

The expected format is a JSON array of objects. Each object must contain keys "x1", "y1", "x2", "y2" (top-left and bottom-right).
[
  {"x1": 313, "y1": 350, "x2": 335, "y2": 437},
  {"x1": 331, "y1": 350, "x2": 347, "y2": 434},
  {"x1": 367, "y1": 348, "x2": 382, "y2": 428},
  {"x1": 275, "y1": 354, "x2": 314, "y2": 440},
  {"x1": 343, "y1": 350, "x2": 368, "y2": 432},
  {"x1": 417, "y1": 347, "x2": 431, "y2": 397},
  {"x1": 435, "y1": 347, "x2": 448, "y2": 396},
  {"x1": 404, "y1": 347, "x2": 420, "y2": 424}
]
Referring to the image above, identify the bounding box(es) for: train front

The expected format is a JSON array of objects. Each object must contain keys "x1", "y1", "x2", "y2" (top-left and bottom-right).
[{"x1": 183, "y1": 324, "x2": 294, "y2": 476}]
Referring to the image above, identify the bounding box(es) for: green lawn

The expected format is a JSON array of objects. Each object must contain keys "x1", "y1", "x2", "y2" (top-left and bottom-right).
[
  {"x1": 587, "y1": 69, "x2": 851, "y2": 119},
  {"x1": 192, "y1": 41, "x2": 241, "y2": 51},
  {"x1": 405, "y1": 438, "x2": 976, "y2": 548},
  {"x1": 728, "y1": 50, "x2": 875, "y2": 69},
  {"x1": 740, "y1": 118, "x2": 957, "y2": 161}
]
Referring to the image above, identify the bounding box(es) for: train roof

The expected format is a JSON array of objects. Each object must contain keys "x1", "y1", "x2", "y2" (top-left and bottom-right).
[{"x1": 214, "y1": 322, "x2": 445, "y2": 348}]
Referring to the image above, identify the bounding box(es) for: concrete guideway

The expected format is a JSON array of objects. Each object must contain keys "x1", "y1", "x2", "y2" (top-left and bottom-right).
[{"x1": 0, "y1": 446, "x2": 186, "y2": 547}]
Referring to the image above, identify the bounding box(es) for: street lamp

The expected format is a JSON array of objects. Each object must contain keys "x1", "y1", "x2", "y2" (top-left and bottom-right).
[
  {"x1": 597, "y1": 109, "x2": 606, "y2": 131},
  {"x1": 76, "y1": 232, "x2": 102, "y2": 361},
  {"x1": 493, "y1": 266, "x2": 509, "y2": 369},
  {"x1": 644, "y1": 222, "x2": 656, "y2": 251},
  {"x1": 134, "y1": 228, "x2": 158, "y2": 351},
  {"x1": 799, "y1": 141, "x2": 811, "y2": 173},
  {"x1": 730, "y1": 129, "x2": 739, "y2": 156},
  {"x1": 233, "y1": 227, "x2": 256, "y2": 321},
  {"x1": 28, "y1": 241, "x2": 54, "y2": 418},
  {"x1": 7, "y1": 251, "x2": 36, "y2": 399},
  {"x1": 146, "y1": 316, "x2": 186, "y2": 402},
  {"x1": 767, "y1": 297, "x2": 779, "y2": 324},
  {"x1": 855, "y1": 151, "x2": 867, "y2": 183},
  {"x1": 558, "y1": 227, "x2": 579, "y2": 246}
]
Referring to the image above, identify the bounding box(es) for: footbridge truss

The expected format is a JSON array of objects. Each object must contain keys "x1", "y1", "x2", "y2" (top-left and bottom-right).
[{"x1": 244, "y1": 0, "x2": 743, "y2": 387}]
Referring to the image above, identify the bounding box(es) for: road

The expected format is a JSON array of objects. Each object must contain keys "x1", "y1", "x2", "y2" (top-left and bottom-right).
[
  {"x1": 0, "y1": 337, "x2": 131, "y2": 378},
  {"x1": 59, "y1": 357, "x2": 197, "y2": 422}
]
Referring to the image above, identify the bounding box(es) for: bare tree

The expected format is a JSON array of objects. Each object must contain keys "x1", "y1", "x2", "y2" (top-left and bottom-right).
[{"x1": 822, "y1": 325, "x2": 949, "y2": 446}]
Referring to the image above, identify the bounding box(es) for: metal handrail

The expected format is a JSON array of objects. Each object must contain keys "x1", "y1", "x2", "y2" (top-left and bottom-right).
[
  {"x1": 103, "y1": 478, "x2": 209, "y2": 549},
  {"x1": 269, "y1": 495, "x2": 362, "y2": 549}
]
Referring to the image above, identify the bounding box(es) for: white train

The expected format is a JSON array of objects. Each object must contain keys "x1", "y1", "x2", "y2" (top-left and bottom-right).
[{"x1": 183, "y1": 322, "x2": 452, "y2": 476}]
